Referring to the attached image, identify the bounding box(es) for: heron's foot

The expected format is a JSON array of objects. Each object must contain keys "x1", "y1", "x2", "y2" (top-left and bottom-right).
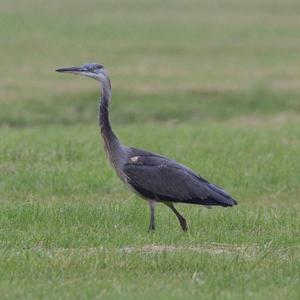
[
  {"x1": 148, "y1": 224, "x2": 155, "y2": 232},
  {"x1": 180, "y1": 218, "x2": 188, "y2": 232}
]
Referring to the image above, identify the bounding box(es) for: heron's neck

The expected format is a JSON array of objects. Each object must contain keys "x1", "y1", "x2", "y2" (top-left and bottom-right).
[
  {"x1": 98, "y1": 78, "x2": 126, "y2": 171},
  {"x1": 99, "y1": 78, "x2": 114, "y2": 137}
]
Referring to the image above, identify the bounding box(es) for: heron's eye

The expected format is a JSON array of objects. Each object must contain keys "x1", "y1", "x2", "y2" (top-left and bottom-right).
[{"x1": 94, "y1": 64, "x2": 103, "y2": 70}]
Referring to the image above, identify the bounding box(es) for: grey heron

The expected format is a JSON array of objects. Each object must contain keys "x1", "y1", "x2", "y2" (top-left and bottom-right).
[{"x1": 56, "y1": 63, "x2": 238, "y2": 231}]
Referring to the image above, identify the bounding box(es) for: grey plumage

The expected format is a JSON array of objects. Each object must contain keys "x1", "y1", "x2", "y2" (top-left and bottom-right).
[{"x1": 56, "y1": 63, "x2": 238, "y2": 231}]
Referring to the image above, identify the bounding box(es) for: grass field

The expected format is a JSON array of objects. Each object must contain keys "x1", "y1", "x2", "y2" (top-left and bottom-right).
[{"x1": 1, "y1": 0, "x2": 300, "y2": 299}]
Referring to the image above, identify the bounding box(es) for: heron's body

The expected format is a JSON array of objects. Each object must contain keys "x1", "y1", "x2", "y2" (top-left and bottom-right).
[{"x1": 56, "y1": 63, "x2": 237, "y2": 231}]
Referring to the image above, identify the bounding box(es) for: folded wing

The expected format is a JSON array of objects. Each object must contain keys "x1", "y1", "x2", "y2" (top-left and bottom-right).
[{"x1": 123, "y1": 153, "x2": 237, "y2": 207}]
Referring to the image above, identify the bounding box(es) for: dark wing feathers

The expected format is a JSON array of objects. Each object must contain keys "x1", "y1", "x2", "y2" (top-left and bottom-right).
[{"x1": 123, "y1": 152, "x2": 237, "y2": 207}]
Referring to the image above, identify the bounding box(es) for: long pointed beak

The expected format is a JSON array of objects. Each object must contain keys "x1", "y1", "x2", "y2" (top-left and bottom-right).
[{"x1": 56, "y1": 66, "x2": 86, "y2": 73}]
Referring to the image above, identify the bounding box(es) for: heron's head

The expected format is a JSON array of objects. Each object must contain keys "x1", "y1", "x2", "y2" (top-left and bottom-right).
[{"x1": 56, "y1": 63, "x2": 107, "y2": 82}]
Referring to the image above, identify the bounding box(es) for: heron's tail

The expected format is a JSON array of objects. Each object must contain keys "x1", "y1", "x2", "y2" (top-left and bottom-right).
[
  {"x1": 177, "y1": 182, "x2": 238, "y2": 207},
  {"x1": 181, "y1": 196, "x2": 237, "y2": 207}
]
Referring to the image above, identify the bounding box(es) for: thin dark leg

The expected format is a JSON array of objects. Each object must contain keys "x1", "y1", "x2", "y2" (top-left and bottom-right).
[
  {"x1": 148, "y1": 200, "x2": 156, "y2": 231},
  {"x1": 164, "y1": 202, "x2": 188, "y2": 231}
]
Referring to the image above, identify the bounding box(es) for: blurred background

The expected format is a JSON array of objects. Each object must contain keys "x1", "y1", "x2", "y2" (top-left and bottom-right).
[{"x1": 1, "y1": 0, "x2": 299, "y2": 126}]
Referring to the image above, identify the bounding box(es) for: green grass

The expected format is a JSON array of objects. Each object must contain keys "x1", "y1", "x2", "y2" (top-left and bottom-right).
[{"x1": 1, "y1": 0, "x2": 300, "y2": 299}]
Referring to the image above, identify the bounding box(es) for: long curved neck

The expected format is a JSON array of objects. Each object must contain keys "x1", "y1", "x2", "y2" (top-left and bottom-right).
[
  {"x1": 98, "y1": 77, "x2": 126, "y2": 171},
  {"x1": 99, "y1": 77, "x2": 114, "y2": 137}
]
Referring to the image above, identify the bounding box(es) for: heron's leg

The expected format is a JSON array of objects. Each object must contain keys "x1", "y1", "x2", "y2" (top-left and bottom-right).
[
  {"x1": 164, "y1": 202, "x2": 188, "y2": 231},
  {"x1": 148, "y1": 200, "x2": 156, "y2": 231}
]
